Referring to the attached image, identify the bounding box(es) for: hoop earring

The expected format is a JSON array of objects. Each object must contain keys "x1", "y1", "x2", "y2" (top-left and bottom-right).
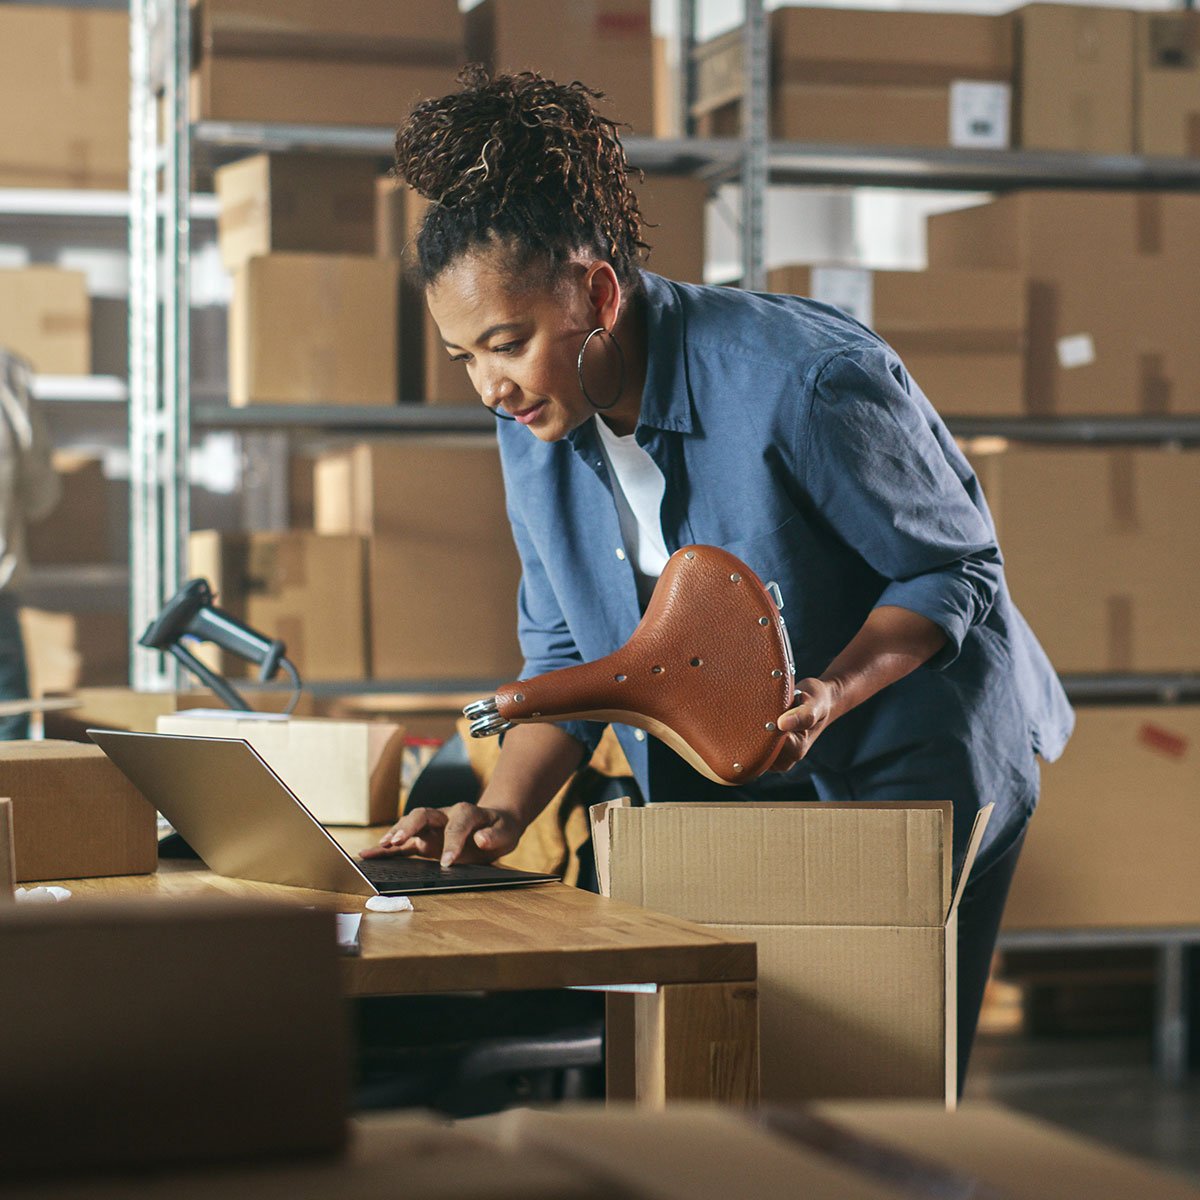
[{"x1": 577, "y1": 326, "x2": 625, "y2": 412}]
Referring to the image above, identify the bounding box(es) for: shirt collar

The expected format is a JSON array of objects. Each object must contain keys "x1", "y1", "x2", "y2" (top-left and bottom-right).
[{"x1": 634, "y1": 271, "x2": 694, "y2": 434}]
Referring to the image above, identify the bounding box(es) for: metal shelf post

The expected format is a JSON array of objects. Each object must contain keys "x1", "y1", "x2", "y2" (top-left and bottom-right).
[{"x1": 741, "y1": 0, "x2": 768, "y2": 292}]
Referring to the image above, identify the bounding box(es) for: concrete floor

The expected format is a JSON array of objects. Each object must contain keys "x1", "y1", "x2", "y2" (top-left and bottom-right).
[{"x1": 966, "y1": 1033, "x2": 1200, "y2": 1185}]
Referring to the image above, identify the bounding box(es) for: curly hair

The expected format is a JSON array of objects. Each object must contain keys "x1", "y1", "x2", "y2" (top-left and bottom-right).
[{"x1": 393, "y1": 65, "x2": 648, "y2": 291}]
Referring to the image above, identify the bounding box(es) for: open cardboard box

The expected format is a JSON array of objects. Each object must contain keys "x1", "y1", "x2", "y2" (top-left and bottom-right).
[{"x1": 591, "y1": 800, "x2": 991, "y2": 1107}]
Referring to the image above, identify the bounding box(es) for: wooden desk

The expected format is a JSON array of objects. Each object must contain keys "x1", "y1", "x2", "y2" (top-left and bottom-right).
[{"x1": 38, "y1": 850, "x2": 759, "y2": 1108}]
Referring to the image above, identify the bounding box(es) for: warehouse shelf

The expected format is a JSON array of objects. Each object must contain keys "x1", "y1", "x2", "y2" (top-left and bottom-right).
[
  {"x1": 31, "y1": 375, "x2": 128, "y2": 404},
  {"x1": 947, "y1": 416, "x2": 1200, "y2": 447},
  {"x1": 21, "y1": 564, "x2": 129, "y2": 612},
  {"x1": 0, "y1": 188, "x2": 217, "y2": 220},
  {"x1": 192, "y1": 403, "x2": 495, "y2": 435},
  {"x1": 1060, "y1": 674, "x2": 1200, "y2": 705}
]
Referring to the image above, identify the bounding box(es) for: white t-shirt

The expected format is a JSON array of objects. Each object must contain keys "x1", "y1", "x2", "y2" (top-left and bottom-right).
[{"x1": 594, "y1": 415, "x2": 670, "y2": 609}]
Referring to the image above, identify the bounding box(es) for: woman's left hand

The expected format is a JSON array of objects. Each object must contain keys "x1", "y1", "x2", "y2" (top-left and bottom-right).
[{"x1": 769, "y1": 676, "x2": 841, "y2": 772}]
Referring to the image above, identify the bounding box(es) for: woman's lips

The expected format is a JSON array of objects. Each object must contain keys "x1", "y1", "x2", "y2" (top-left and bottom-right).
[{"x1": 512, "y1": 400, "x2": 547, "y2": 425}]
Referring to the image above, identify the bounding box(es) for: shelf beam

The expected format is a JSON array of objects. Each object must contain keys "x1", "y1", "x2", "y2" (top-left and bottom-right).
[
  {"x1": 949, "y1": 416, "x2": 1200, "y2": 446},
  {"x1": 193, "y1": 404, "x2": 497, "y2": 435}
]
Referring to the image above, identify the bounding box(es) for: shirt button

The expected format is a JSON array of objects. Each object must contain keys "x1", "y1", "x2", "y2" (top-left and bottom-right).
[
  {"x1": 634, "y1": 729, "x2": 645, "y2": 742},
  {"x1": 615, "y1": 548, "x2": 626, "y2": 561}
]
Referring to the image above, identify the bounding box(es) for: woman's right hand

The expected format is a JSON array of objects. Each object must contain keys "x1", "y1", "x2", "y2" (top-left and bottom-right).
[{"x1": 359, "y1": 803, "x2": 526, "y2": 867}]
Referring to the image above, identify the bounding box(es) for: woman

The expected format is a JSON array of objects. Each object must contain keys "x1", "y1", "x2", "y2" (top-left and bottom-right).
[{"x1": 363, "y1": 67, "x2": 1073, "y2": 1086}]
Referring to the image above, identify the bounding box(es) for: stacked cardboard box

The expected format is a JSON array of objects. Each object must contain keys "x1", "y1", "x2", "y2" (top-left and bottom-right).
[
  {"x1": 768, "y1": 265, "x2": 1026, "y2": 416},
  {"x1": 693, "y1": 8, "x2": 1014, "y2": 149},
  {"x1": 314, "y1": 439, "x2": 523, "y2": 682},
  {"x1": 188, "y1": 529, "x2": 368, "y2": 681},
  {"x1": 1136, "y1": 10, "x2": 1200, "y2": 157},
  {"x1": 929, "y1": 191, "x2": 1200, "y2": 415},
  {"x1": 0, "y1": 5, "x2": 128, "y2": 189},
  {"x1": 25, "y1": 453, "x2": 112, "y2": 566},
  {"x1": 19, "y1": 608, "x2": 129, "y2": 696},
  {"x1": 972, "y1": 445, "x2": 1200, "y2": 672},
  {"x1": 217, "y1": 154, "x2": 399, "y2": 407},
  {"x1": 466, "y1": 0, "x2": 655, "y2": 136},
  {"x1": 0, "y1": 268, "x2": 90, "y2": 375},
  {"x1": 190, "y1": 0, "x2": 463, "y2": 126},
  {"x1": 634, "y1": 175, "x2": 708, "y2": 284}
]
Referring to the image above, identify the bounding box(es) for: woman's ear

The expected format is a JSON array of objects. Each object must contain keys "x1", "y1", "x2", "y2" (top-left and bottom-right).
[{"x1": 584, "y1": 261, "x2": 622, "y2": 331}]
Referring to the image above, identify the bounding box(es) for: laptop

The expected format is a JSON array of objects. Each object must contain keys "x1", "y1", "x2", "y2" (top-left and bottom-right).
[{"x1": 89, "y1": 729, "x2": 558, "y2": 897}]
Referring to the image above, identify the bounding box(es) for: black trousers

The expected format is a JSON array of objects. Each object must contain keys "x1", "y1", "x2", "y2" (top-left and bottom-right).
[{"x1": 955, "y1": 826, "x2": 1027, "y2": 1095}]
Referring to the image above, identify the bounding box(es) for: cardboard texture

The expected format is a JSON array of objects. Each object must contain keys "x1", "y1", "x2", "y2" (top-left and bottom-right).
[
  {"x1": 815, "y1": 1101, "x2": 1200, "y2": 1200},
  {"x1": 928, "y1": 191, "x2": 1200, "y2": 415},
  {"x1": 0, "y1": 5, "x2": 128, "y2": 189},
  {"x1": 0, "y1": 899, "x2": 347, "y2": 1174},
  {"x1": 229, "y1": 253, "x2": 400, "y2": 406},
  {"x1": 0, "y1": 798, "x2": 13, "y2": 899},
  {"x1": 768, "y1": 265, "x2": 1026, "y2": 416},
  {"x1": 1004, "y1": 706, "x2": 1200, "y2": 930},
  {"x1": 41, "y1": 687, "x2": 213, "y2": 736},
  {"x1": 1136, "y1": 11, "x2": 1200, "y2": 157},
  {"x1": 594, "y1": 801, "x2": 991, "y2": 1106},
  {"x1": 189, "y1": 530, "x2": 368, "y2": 681},
  {"x1": 25, "y1": 452, "x2": 111, "y2": 566},
  {"x1": 636, "y1": 175, "x2": 708, "y2": 285},
  {"x1": 313, "y1": 440, "x2": 523, "y2": 681},
  {"x1": 695, "y1": 8, "x2": 1012, "y2": 148},
  {"x1": 466, "y1": 0, "x2": 655, "y2": 136},
  {"x1": 156, "y1": 711, "x2": 405, "y2": 826},
  {"x1": 190, "y1": 0, "x2": 462, "y2": 125},
  {"x1": 1016, "y1": 4, "x2": 1136, "y2": 153},
  {"x1": 19, "y1": 607, "x2": 130, "y2": 696},
  {"x1": 0, "y1": 740, "x2": 156, "y2": 882},
  {"x1": 971, "y1": 445, "x2": 1200, "y2": 671},
  {"x1": 216, "y1": 154, "x2": 380, "y2": 273},
  {"x1": 0, "y1": 267, "x2": 90, "y2": 375}
]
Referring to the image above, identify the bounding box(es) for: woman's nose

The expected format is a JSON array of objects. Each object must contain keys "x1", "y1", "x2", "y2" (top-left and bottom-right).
[{"x1": 481, "y1": 371, "x2": 515, "y2": 408}]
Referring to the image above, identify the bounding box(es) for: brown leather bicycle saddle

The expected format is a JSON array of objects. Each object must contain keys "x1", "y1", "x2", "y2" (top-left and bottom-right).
[{"x1": 464, "y1": 544, "x2": 796, "y2": 785}]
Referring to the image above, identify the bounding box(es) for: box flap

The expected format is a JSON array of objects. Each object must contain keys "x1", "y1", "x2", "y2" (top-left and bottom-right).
[
  {"x1": 606, "y1": 803, "x2": 953, "y2": 927},
  {"x1": 0, "y1": 799, "x2": 13, "y2": 898},
  {"x1": 587, "y1": 798, "x2": 630, "y2": 899},
  {"x1": 946, "y1": 803, "x2": 993, "y2": 923}
]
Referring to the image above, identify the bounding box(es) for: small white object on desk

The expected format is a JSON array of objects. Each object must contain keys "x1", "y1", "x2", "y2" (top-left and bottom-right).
[
  {"x1": 15, "y1": 885, "x2": 72, "y2": 904},
  {"x1": 365, "y1": 895, "x2": 413, "y2": 913}
]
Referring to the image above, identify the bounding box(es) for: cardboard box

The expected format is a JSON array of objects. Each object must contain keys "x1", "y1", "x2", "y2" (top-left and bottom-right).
[
  {"x1": 695, "y1": 8, "x2": 1013, "y2": 149},
  {"x1": 0, "y1": 899, "x2": 347, "y2": 1173},
  {"x1": 42, "y1": 687, "x2": 212, "y2": 735},
  {"x1": 25, "y1": 452, "x2": 111, "y2": 566},
  {"x1": 593, "y1": 800, "x2": 990, "y2": 1106},
  {"x1": 1136, "y1": 11, "x2": 1200, "y2": 157},
  {"x1": 0, "y1": 741, "x2": 156, "y2": 882},
  {"x1": 229, "y1": 253, "x2": 400, "y2": 406},
  {"x1": 928, "y1": 192, "x2": 1200, "y2": 415},
  {"x1": 156, "y1": 711, "x2": 405, "y2": 826},
  {"x1": 314, "y1": 440, "x2": 523, "y2": 681},
  {"x1": 768, "y1": 265, "x2": 1026, "y2": 416},
  {"x1": 0, "y1": 267, "x2": 90, "y2": 375},
  {"x1": 215, "y1": 154, "x2": 380, "y2": 274},
  {"x1": 0, "y1": 5, "x2": 128, "y2": 189},
  {"x1": 1016, "y1": 4, "x2": 1136, "y2": 153},
  {"x1": 19, "y1": 608, "x2": 130, "y2": 697},
  {"x1": 191, "y1": 0, "x2": 462, "y2": 126},
  {"x1": 636, "y1": 175, "x2": 707, "y2": 285},
  {"x1": 971, "y1": 446, "x2": 1200, "y2": 671},
  {"x1": 189, "y1": 530, "x2": 368, "y2": 681},
  {"x1": 1003, "y1": 706, "x2": 1200, "y2": 930},
  {"x1": 466, "y1": 0, "x2": 655, "y2": 136}
]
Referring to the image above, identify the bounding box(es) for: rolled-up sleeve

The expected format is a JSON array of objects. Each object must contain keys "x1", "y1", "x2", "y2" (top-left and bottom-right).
[
  {"x1": 505, "y1": 498, "x2": 606, "y2": 758},
  {"x1": 801, "y1": 347, "x2": 1001, "y2": 668}
]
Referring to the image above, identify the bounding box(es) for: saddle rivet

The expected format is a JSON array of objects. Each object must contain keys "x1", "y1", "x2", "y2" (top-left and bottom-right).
[
  {"x1": 771, "y1": 669, "x2": 783, "y2": 678},
  {"x1": 730, "y1": 573, "x2": 741, "y2": 582},
  {"x1": 765, "y1": 722, "x2": 776, "y2": 731},
  {"x1": 690, "y1": 657, "x2": 702, "y2": 667},
  {"x1": 758, "y1": 616, "x2": 769, "y2": 626},
  {"x1": 651, "y1": 665, "x2": 664, "y2": 674},
  {"x1": 684, "y1": 550, "x2": 695, "y2": 560},
  {"x1": 514, "y1": 693, "x2": 525, "y2": 702},
  {"x1": 532, "y1": 711, "x2": 542, "y2": 717},
  {"x1": 733, "y1": 763, "x2": 742, "y2": 772},
  {"x1": 615, "y1": 674, "x2": 627, "y2": 683}
]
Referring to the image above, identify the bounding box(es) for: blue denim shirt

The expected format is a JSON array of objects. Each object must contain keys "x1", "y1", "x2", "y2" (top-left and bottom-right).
[{"x1": 496, "y1": 272, "x2": 1073, "y2": 868}]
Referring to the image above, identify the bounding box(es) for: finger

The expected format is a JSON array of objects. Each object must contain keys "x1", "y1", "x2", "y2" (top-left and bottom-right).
[
  {"x1": 777, "y1": 699, "x2": 817, "y2": 734},
  {"x1": 440, "y1": 807, "x2": 487, "y2": 867},
  {"x1": 381, "y1": 807, "x2": 445, "y2": 847},
  {"x1": 473, "y1": 812, "x2": 510, "y2": 854}
]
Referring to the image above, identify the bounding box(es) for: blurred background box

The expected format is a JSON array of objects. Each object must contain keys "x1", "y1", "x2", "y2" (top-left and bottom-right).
[
  {"x1": 25, "y1": 452, "x2": 110, "y2": 566},
  {"x1": 1004, "y1": 706, "x2": 1200, "y2": 930},
  {"x1": 19, "y1": 608, "x2": 129, "y2": 696},
  {"x1": 0, "y1": 740, "x2": 156, "y2": 882},
  {"x1": 0, "y1": 267, "x2": 90, "y2": 375},
  {"x1": 635, "y1": 174, "x2": 707, "y2": 284},
  {"x1": 314, "y1": 440, "x2": 523, "y2": 682},
  {"x1": 695, "y1": 8, "x2": 1013, "y2": 148},
  {"x1": 972, "y1": 445, "x2": 1200, "y2": 672},
  {"x1": 467, "y1": 0, "x2": 655, "y2": 137},
  {"x1": 190, "y1": 0, "x2": 463, "y2": 126},
  {"x1": 928, "y1": 192, "x2": 1200, "y2": 415},
  {"x1": 189, "y1": 529, "x2": 368, "y2": 681},
  {"x1": 228, "y1": 253, "x2": 400, "y2": 406},
  {"x1": 215, "y1": 154, "x2": 380, "y2": 274},
  {"x1": 0, "y1": 5, "x2": 127, "y2": 189},
  {"x1": 768, "y1": 265, "x2": 1026, "y2": 416},
  {"x1": 1016, "y1": 3, "x2": 1135, "y2": 153},
  {"x1": 1135, "y1": 10, "x2": 1200, "y2": 157}
]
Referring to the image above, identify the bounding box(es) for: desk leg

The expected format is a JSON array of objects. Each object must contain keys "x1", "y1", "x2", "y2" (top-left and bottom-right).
[{"x1": 610, "y1": 982, "x2": 759, "y2": 1107}]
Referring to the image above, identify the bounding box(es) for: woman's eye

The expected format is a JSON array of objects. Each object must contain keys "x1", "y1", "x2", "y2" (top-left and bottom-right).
[
  {"x1": 448, "y1": 353, "x2": 471, "y2": 363},
  {"x1": 493, "y1": 341, "x2": 522, "y2": 355}
]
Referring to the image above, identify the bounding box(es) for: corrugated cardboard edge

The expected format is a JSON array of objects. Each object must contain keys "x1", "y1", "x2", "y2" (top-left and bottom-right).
[
  {"x1": 588, "y1": 798, "x2": 631, "y2": 900},
  {"x1": 946, "y1": 802, "x2": 994, "y2": 922},
  {"x1": 0, "y1": 799, "x2": 14, "y2": 900}
]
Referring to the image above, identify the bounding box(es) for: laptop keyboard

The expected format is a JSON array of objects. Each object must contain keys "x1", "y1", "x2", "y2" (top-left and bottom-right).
[{"x1": 356, "y1": 855, "x2": 555, "y2": 893}]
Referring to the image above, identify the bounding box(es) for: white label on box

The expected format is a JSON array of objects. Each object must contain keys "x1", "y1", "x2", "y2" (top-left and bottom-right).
[
  {"x1": 1057, "y1": 333, "x2": 1097, "y2": 370},
  {"x1": 810, "y1": 267, "x2": 874, "y2": 329},
  {"x1": 949, "y1": 81, "x2": 1011, "y2": 150}
]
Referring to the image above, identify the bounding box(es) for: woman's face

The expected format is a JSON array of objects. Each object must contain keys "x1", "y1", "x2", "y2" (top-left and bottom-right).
[{"x1": 425, "y1": 247, "x2": 616, "y2": 442}]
